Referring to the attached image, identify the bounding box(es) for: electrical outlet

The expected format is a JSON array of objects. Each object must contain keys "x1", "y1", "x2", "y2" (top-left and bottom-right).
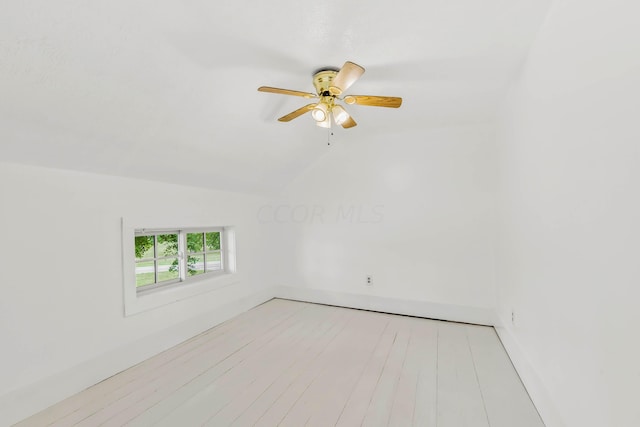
[
  {"x1": 366, "y1": 275, "x2": 372, "y2": 286},
  {"x1": 511, "y1": 309, "x2": 516, "y2": 326}
]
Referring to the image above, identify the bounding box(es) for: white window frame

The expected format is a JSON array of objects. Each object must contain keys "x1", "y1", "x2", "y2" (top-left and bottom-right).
[
  {"x1": 134, "y1": 227, "x2": 226, "y2": 295},
  {"x1": 134, "y1": 231, "x2": 182, "y2": 291},
  {"x1": 183, "y1": 228, "x2": 225, "y2": 279},
  {"x1": 122, "y1": 217, "x2": 240, "y2": 316}
]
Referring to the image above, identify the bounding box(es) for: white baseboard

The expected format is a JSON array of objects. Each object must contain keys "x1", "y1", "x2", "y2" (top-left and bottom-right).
[
  {"x1": 273, "y1": 286, "x2": 495, "y2": 326},
  {"x1": 0, "y1": 288, "x2": 275, "y2": 426},
  {"x1": 494, "y1": 316, "x2": 566, "y2": 427}
]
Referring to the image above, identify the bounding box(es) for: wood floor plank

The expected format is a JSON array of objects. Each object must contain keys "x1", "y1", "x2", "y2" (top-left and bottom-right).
[
  {"x1": 334, "y1": 314, "x2": 403, "y2": 427},
  {"x1": 409, "y1": 319, "x2": 438, "y2": 427},
  {"x1": 437, "y1": 321, "x2": 490, "y2": 427},
  {"x1": 15, "y1": 300, "x2": 543, "y2": 427},
  {"x1": 112, "y1": 303, "x2": 314, "y2": 426},
  {"x1": 387, "y1": 319, "x2": 420, "y2": 427},
  {"x1": 274, "y1": 311, "x2": 376, "y2": 427},
  {"x1": 388, "y1": 317, "x2": 438, "y2": 427},
  {"x1": 14, "y1": 298, "x2": 293, "y2": 427},
  {"x1": 360, "y1": 316, "x2": 412, "y2": 427},
  {"x1": 466, "y1": 325, "x2": 544, "y2": 427},
  {"x1": 152, "y1": 303, "x2": 335, "y2": 426},
  {"x1": 296, "y1": 310, "x2": 391, "y2": 426},
  {"x1": 228, "y1": 306, "x2": 355, "y2": 426},
  {"x1": 64, "y1": 300, "x2": 307, "y2": 426},
  {"x1": 252, "y1": 308, "x2": 370, "y2": 427},
  {"x1": 208, "y1": 306, "x2": 350, "y2": 426}
]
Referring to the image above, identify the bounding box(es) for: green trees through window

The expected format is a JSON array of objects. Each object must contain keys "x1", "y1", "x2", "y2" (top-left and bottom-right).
[
  {"x1": 186, "y1": 232, "x2": 221, "y2": 276},
  {"x1": 134, "y1": 229, "x2": 223, "y2": 289}
]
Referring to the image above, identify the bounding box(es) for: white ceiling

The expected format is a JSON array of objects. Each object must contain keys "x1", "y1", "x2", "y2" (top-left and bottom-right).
[{"x1": 0, "y1": 0, "x2": 551, "y2": 194}]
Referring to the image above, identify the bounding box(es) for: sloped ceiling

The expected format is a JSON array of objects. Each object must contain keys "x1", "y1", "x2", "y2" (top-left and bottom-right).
[{"x1": 0, "y1": 0, "x2": 551, "y2": 194}]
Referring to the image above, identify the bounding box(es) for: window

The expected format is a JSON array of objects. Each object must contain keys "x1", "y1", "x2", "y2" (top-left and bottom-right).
[
  {"x1": 134, "y1": 232, "x2": 180, "y2": 287},
  {"x1": 123, "y1": 218, "x2": 238, "y2": 316},
  {"x1": 134, "y1": 228, "x2": 225, "y2": 293},
  {"x1": 186, "y1": 231, "x2": 222, "y2": 276}
]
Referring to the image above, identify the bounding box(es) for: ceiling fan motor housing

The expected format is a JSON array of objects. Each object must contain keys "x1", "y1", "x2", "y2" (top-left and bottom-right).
[{"x1": 313, "y1": 70, "x2": 338, "y2": 96}]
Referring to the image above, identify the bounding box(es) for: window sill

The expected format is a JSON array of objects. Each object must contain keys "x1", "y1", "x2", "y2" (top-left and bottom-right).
[
  {"x1": 125, "y1": 271, "x2": 244, "y2": 316},
  {"x1": 136, "y1": 269, "x2": 226, "y2": 297}
]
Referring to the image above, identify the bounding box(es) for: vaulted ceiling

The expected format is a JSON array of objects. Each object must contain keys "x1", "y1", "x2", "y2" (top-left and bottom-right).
[{"x1": 0, "y1": 0, "x2": 551, "y2": 194}]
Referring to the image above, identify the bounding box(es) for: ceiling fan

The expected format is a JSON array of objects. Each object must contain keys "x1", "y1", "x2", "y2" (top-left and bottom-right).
[{"x1": 258, "y1": 61, "x2": 402, "y2": 129}]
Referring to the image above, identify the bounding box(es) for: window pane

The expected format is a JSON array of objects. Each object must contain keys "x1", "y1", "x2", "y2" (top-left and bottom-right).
[
  {"x1": 157, "y1": 233, "x2": 178, "y2": 256},
  {"x1": 157, "y1": 258, "x2": 180, "y2": 282},
  {"x1": 187, "y1": 254, "x2": 205, "y2": 276},
  {"x1": 135, "y1": 261, "x2": 155, "y2": 287},
  {"x1": 205, "y1": 252, "x2": 222, "y2": 271},
  {"x1": 187, "y1": 233, "x2": 204, "y2": 253},
  {"x1": 205, "y1": 232, "x2": 221, "y2": 250},
  {"x1": 134, "y1": 236, "x2": 154, "y2": 260}
]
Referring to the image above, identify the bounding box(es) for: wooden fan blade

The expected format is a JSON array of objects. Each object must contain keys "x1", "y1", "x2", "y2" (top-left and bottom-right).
[
  {"x1": 341, "y1": 116, "x2": 357, "y2": 129},
  {"x1": 343, "y1": 95, "x2": 402, "y2": 108},
  {"x1": 329, "y1": 61, "x2": 365, "y2": 95},
  {"x1": 278, "y1": 103, "x2": 317, "y2": 122},
  {"x1": 258, "y1": 86, "x2": 317, "y2": 98}
]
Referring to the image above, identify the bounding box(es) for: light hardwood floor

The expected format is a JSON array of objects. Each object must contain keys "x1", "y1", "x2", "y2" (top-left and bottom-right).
[{"x1": 16, "y1": 299, "x2": 544, "y2": 426}]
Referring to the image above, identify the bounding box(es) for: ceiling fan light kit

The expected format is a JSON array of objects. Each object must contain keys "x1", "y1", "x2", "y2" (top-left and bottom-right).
[
  {"x1": 316, "y1": 114, "x2": 331, "y2": 128},
  {"x1": 311, "y1": 102, "x2": 328, "y2": 122},
  {"x1": 332, "y1": 104, "x2": 349, "y2": 126},
  {"x1": 258, "y1": 61, "x2": 402, "y2": 129}
]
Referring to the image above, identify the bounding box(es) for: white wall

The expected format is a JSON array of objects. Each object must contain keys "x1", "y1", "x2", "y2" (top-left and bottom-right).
[
  {"x1": 7, "y1": 2, "x2": 640, "y2": 423},
  {"x1": 494, "y1": 0, "x2": 640, "y2": 425},
  {"x1": 0, "y1": 162, "x2": 278, "y2": 425},
  {"x1": 272, "y1": 125, "x2": 498, "y2": 322}
]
